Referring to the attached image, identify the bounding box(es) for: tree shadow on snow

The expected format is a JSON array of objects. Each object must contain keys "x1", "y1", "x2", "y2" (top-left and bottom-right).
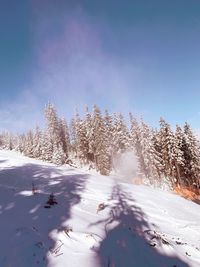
[
  {"x1": 0, "y1": 163, "x2": 87, "y2": 267},
  {"x1": 0, "y1": 159, "x2": 7, "y2": 164},
  {"x1": 94, "y1": 184, "x2": 190, "y2": 267}
]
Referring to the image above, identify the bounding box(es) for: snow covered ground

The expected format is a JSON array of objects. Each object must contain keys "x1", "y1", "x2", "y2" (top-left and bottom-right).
[{"x1": 0, "y1": 150, "x2": 200, "y2": 267}]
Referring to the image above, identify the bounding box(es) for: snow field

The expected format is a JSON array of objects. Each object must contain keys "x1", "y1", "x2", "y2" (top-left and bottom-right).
[{"x1": 0, "y1": 150, "x2": 200, "y2": 267}]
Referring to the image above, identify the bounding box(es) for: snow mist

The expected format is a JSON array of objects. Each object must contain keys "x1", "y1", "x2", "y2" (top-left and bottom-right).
[{"x1": 112, "y1": 150, "x2": 139, "y2": 184}]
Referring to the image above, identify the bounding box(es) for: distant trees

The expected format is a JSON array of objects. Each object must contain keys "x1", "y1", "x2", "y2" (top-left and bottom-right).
[
  {"x1": 1, "y1": 103, "x2": 200, "y2": 191},
  {"x1": 0, "y1": 132, "x2": 14, "y2": 150}
]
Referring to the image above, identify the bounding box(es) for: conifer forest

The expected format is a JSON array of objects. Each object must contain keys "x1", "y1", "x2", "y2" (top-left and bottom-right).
[{"x1": 1, "y1": 103, "x2": 200, "y2": 192}]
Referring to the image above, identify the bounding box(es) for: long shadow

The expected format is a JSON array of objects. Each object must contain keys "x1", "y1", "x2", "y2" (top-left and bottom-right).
[
  {"x1": 0, "y1": 163, "x2": 87, "y2": 267},
  {"x1": 94, "y1": 184, "x2": 190, "y2": 267},
  {"x1": 0, "y1": 159, "x2": 7, "y2": 164}
]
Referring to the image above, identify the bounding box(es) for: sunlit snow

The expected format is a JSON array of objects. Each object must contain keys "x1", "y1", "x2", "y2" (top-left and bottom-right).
[{"x1": 0, "y1": 150, "x2": 200, "y2": 267}]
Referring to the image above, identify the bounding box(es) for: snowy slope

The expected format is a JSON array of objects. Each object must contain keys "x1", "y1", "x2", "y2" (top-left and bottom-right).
[{"x1": 0, "y1": 150, "x2": 200, "y2": 267}]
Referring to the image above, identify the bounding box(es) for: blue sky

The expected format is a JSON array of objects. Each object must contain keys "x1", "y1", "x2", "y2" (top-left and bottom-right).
[{"x1": 1, "y1": 0, "x2": 200, "y2": 132}]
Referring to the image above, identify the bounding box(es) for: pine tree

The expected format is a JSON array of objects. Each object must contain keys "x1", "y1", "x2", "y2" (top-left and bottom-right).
[
  {"x1": 85, "y1": 107, "x2": 94, "y2": 163},
  {"x1": 104, "y1": 109, "x2": 114, "y2": 155},
  {"x1": 182, "y1": 122, "x2": 200, "y2": 189},
  {"x1": 175, "y1": 125, "x2": 186, "y2": 186},
  {"x1": 69, "y1": 117, "x2": 77, "y2": 157},
  {"x1": 112, "y1": 113, "x2": 130, "y2": 155},
  {"x1": 75, "y1": 111, "x2": 89, "y2": 164},
  {"x1": 15, "y1": 134, "x2": 26, "y2": 153},
  {"x1": 59, "y1": 118, "x2": 70, "y2": 159},
  {"x1": 158, "y1": 118, "x2": 184, "y2": 188},
  {"x1": 32, "y1": 126, "x2": 43, "y2": 158},
  {"x1": 139, "y1": 121, "x2": 163, "y2": 184},
  {"x1": 44, "y1": 103, "x2": 66, "y2": 163},
  {"x1": 52, "y1": 143, "x2": 66, "y2": 165},
  {"x1": 151, "y1": 129, "x2": 165, "y2": 181},
  {"x1": 45, "y1": 103, "x2": 61, "y2": 148},
  {"x1": 40, "y1": 131, "x2": 53, "y2": 162},
  {"x1": 1, "y1": 132, "x2": 14, "y2": 150},
  {"x1": 23, "y1": 130, "x2": 34, "y2": 157},
  {"x1": 129, "y1": 114, "x2": 143, "y2": 177},
  {"x1": 129, "y1": 113, "x2": 141, "y2": 152},
  {"x1": 89, "y1": 105, "x2": 111, "y2": 175}
]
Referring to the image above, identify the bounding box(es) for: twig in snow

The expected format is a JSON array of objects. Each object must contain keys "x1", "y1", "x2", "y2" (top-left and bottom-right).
[
  {"x1": 50, "y1": 241, "x2": 64, "y2": 256},
  {"x1": 96, "y1": 203, "x2": 106, "y2": 213},
  {"x1": 55, "y1": 253, "x2": 63, "y2": 257},
  {"x1": 63, "y1": 225, "x2": 73, "y2": 237},
  {"x1": 186, "y1": 252, "x2": 191, "y2": 257}
]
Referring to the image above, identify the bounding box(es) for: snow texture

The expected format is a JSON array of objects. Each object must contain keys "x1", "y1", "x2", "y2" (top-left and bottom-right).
[{"x1": 0, "y1": 150, "x2": 200, "y2": 267}]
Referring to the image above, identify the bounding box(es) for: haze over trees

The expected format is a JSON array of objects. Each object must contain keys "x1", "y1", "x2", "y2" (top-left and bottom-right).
[{"x1": 1, "y1": 103, "x2": 200, "y2": 192}]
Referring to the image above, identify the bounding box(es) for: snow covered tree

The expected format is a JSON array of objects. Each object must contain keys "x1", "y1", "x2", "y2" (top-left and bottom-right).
[
  {"x1": 104, "y1": 109, "x2": 114, "y2": 155},
  {"x1": 139, "y1": 121, "x2": 163, "y2": 184},
  {"x1": 32, "y1": 126, "x2": 43, "y2": 158},
  {"x1": 175, "y1": 125, "x2": 186, "y2": 186},
  {"x1": 59, "y1": 118, "x2": 70, "y2": 159},
  {"x1": 129, "y1": 114, "x2": 144, "y2": 176},
  {"x1": 129, "y1": 113, "x2": 141, "y2": 150},
  {"x1": 15, "y1": 133, "x2": 26, "y2": 153},
  {"x1": 40, "y1": 131, "x2": 53, "y2": 162},
  {"x1": 151, "y1": 129, "x2": 165, "y2": 181},
  {"x1": 45, "y1": 103, "x2": 61, "y2": 147},
  {"x1": 181, "y1": 122, "x2": 200, "y2": 189},
  {"x1": 129, "y1": 115, "x2": 163, "y2": 185},
  {"x1": 1, "y1": 132, "x2": 14, "y2": 150},
  {"x1": 44, "y1": 103, "x2": 67, "y2": 163},
  {"x1": 158, "y1": 118, "x2": 184, "y2": 188},
  {"x1": 52, "y1": 143, "x2": 66, "y2": 165},
  {"x1": 75, "y1": 111, "x2": 89, "y2": 164},
  {"x1": 23, "y1": 130, "x2": 34, "y2": 157},
  {"x1": 84, "y1": 106, "x2": 94, "y2": 163},
  {"x1": 69, "y1": 117, "x2": 77, "y2": 157},
  {"x1": 112, "y1": 113, "x2": 130, "y2": 155},
  {"x1": 89, "y1": 105, "x2": 111, "y2": 175}
]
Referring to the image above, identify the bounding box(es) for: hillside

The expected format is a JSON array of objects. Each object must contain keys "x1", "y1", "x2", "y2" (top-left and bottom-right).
[{"x1": 0, "y1": 150, "x2": 200, "y2": 267}]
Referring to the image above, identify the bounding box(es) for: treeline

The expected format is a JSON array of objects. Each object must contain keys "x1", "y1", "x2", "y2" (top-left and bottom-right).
[{"x1": 1, "y1": 103, "x2": 200, "y2": 191}]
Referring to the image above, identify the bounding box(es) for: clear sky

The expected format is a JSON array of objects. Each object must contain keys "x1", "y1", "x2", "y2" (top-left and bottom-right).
[{"x1": 1, "y1": 0, "x2": 200, "y2": 132}]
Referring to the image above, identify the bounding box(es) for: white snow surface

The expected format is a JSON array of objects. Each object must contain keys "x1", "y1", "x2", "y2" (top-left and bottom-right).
[{"x1": 0, "y1": 150, "x2": 200, "y2": 267}]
